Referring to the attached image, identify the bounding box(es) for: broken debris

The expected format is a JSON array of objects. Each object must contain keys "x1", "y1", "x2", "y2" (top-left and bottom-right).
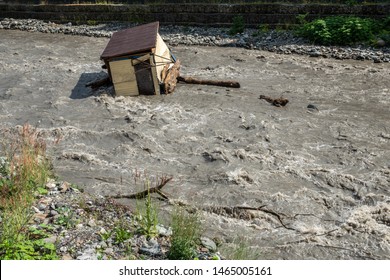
[
  {"x1": 259, "y1": 95, "x2": 289, "y2": 107},
  {"x1": 88, "y1": 21, "x2": 240, "y2": 96},
  {"x1": 100, "y1": 22, "x2": 174, "y2": 96}
]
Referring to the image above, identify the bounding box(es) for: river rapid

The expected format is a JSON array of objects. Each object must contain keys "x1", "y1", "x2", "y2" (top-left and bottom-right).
[{"x1": 1, "y1": 29, "x2": 389, "y2": 259}]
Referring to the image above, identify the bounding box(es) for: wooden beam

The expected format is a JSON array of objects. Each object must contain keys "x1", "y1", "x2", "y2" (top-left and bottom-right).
[
  {"x1": 177, "y1": 76, "x2": 240, "y2": 88},
  {"x1": 85, "y1": 76, "x2": 111, "y2": 89}
]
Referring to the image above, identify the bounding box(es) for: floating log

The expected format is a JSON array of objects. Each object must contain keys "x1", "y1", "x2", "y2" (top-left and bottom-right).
[
  {"x1": 86, "y1": 76, "x2": 111, "y2": 89},
  {"x1": 177, "y1": 76, "x2": 240, "y2": 88}
]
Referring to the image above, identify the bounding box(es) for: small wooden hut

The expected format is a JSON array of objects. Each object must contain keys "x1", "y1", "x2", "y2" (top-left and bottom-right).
[{"x1": 100, "y1": 22, "x2": 173, "y2": 96}]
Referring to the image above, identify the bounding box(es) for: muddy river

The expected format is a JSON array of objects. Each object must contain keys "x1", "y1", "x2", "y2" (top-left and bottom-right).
[{"x1": 0, "y1": 30, "x2": 389, "y2": 259}]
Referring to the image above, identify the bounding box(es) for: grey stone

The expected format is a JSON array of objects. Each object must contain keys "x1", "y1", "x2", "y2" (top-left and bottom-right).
[
  {"x1": 43, "y1": 236, "x2": 57, "y2": 244},
  {"x1": 50, "y1": 210, "x2": 59, "y2": 217},
  {"x1": 201, "y1": 237, "x2": 217, "y2": 252},
  {"x1": 157, "y1": 224, "x2": 172, "y2": 237},
  {"x1": 87, "y1": 219, "x2": 96, "y2": 227},
  {"x1": 46, "y1": 180, "x2": 57, "y2": 190},
  {"x1": 60, "y1": 246, "x2": 68, "y2": 253},
  {"x1": 38, "y1": 203, "x2": 47, "y2": 211},
  {"x1": 139, "y1": 238, "x2": 161, "y2": 256},
  {"x1": 31, "y1": 206, "x2": 41, "y2": 213},
  {"x1": 139, "y1": 245, "x2": 161, "y2": 256},
  {"x1": 77, "y1": 247, "x2": 98, "y2": 260},
  {"x1": 376, "y1": 39, "x2": 386, "y2": 47},
  {"x1": 76, "y1": 224, "x2": 84, "y2": 229},
  {"x1": 104, "y1": 247, "x2": 114, "y2": 255},
  {"x1": 99, "y1": 241, "x2": 108, "y2": 249},
  {"x1": 309, "y1": 50, "x2": 322, "y2": 57}
]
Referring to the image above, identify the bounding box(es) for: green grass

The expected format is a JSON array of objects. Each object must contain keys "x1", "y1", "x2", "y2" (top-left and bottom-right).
[
  {"x1": 54, "y1": 206, "x2": 78, "y2": 229},
  {"x1": 113, "y1": 223, "x2": 132, "y2": 244},
  {"x1": 220, "y1": 237, "x2": 262, "y2": 260},
  {"x1": 135, "y1": 179, "x2": 159, "y2": 238},
  {"x1": 0, "y1": 124, "x2": 57, "y2": 260},
  {"x1": 167, "y1": 208, "x2": 201, "y2": 260}
]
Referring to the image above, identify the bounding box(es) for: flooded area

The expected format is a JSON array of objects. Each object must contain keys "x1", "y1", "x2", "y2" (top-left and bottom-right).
[{"x1": 1, "y1": 29, "x2": 389, "y2": 259}]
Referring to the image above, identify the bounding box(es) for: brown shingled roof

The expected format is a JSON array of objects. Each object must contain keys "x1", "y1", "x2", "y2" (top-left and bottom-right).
[{"x1": 100, "y1": 22, "x2": 159, "y2": 60}]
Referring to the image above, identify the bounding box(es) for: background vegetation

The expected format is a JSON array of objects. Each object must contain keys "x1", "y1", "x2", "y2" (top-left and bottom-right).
[
  {"x1": 0, "y1": 124, "x2": 57, "y2": 260},
  {"x1": 297, "y1": 15, "x2": 390, "y2": 45}
]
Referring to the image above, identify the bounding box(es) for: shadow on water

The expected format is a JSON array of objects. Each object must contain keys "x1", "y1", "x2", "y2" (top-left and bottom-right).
[{"x1": 70, "y1": 71, "x2": 110, "y2": 99}]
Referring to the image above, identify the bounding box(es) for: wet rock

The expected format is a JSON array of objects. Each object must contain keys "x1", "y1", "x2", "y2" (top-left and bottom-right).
[
  {"x1": 307, "y1": 104, "x2": 319, "y2": 112},
  {"x1": 309, "y1": 50, "x2": 322, "y2": 57}
]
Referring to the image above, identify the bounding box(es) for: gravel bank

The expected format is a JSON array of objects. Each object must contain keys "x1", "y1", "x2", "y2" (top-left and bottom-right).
[
  {"x1": 26, "y1": 176, "x2": 220, "y2": 260},
  {"x1": 1, "y1": 18, "x2": 389, "y2": 63}
]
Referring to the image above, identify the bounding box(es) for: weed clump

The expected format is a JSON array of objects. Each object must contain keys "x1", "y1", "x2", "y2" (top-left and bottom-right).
[
  {"x1": 0, "y1": 124, "x2": 56, "y2": 260},
  {"x1": 167, "y1": 208, "x2": 201, "y2": 260}
]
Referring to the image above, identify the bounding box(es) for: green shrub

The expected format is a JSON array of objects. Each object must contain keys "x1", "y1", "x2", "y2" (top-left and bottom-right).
[
  {"x1": 229, "y1": 15, "x2": 245, "y2": 36},
  {"x1": 0, "y1": 239, "x2": 57, "y2": 260},
  {"x1": 298, "y1": 16, "x2": 376, "y2": 45},
  {"x1": 135, "y1": 180, "x2": 158, "y2": 238},
  {"x1": 167, "y1": 208, "x2": 201, "y2": 260},
  {"x1": 114, "y1": 226, "x2": 132, "y2": 244}
]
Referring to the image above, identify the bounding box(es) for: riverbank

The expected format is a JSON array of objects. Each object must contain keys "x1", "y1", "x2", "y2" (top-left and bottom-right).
[{"x1": 1, "y1": 18, "x2": 389, "y2": 63}]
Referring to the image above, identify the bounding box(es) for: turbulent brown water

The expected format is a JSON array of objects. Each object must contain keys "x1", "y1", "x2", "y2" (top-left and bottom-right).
[{"x1": 1, "y1": 30, "x2": 389, "y2": 259}]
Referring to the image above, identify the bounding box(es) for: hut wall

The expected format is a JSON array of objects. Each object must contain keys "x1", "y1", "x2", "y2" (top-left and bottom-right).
[
  {"x1": 154, "y1": 34, "x2": 172, "y2": 83},
  {"x1": 109, "y1": 58, "x2": 139, "y2": 96}
]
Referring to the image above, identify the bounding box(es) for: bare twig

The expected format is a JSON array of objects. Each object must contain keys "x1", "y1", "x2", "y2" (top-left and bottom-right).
[
  {"x1": 260, "y1": 208, "x2": 295, "y2": 231},
  {"x1": 109, "y1": 176, "x2": 173, "y2": 200}
]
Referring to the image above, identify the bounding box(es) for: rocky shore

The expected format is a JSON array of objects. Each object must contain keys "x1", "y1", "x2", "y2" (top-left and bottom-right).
[
  {"x1": 29, "y1": 177, "x2": 220, "y2": 260},
  {"x1": 1, "y1": 18, "x2": 389, "y2": 63}
]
